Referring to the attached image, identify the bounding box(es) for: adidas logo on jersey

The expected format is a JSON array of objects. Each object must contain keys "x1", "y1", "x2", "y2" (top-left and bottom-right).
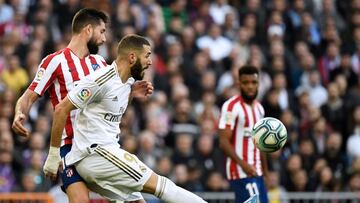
[{"x1": 112, "y1": 96, "x2": 118, "y2": 101}]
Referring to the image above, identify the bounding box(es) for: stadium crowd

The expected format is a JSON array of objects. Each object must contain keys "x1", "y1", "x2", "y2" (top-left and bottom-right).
[{"x1": 1, "y1": 0, "x2": 360, "y2": 200}]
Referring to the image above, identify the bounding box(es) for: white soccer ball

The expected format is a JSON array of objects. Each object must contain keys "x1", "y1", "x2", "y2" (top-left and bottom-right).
[{"x1": 252, "y1": 117, "x2": 287, "y2": 153}]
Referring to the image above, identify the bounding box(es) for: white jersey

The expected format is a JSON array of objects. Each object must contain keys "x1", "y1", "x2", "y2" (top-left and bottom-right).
[{"x1": 65, "y1": 62, "x2": 134, "y2": 165}]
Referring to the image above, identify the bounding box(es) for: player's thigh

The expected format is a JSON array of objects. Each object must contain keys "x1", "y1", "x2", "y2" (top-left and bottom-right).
[
  {"x1": 230, "y1": 177, "x2": 261, "y2": 203},
  {"x1": 75, "y1": 145, "x2": 152, "y2": 198},
  {"x1": 66, "y1": 181, "x2": 89, "y2": 203},
  {"x1": 256, "y1": 176, "x2": 268, "y2": 203}
]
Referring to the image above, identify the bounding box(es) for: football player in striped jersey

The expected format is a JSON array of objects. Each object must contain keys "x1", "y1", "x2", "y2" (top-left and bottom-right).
[{"x1": 218, "y1": 65, "x2": 269, "y2": 203}]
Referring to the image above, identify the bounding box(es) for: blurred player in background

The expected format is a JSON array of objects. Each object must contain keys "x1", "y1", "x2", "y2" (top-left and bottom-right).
[
  {"x1": 43, "y1": 34, "x2": 207, "y2": 203},
  {"x1": 12, "y1": 8, "x2": 145, "y2": 203},
  {"x1": 218, "y1": 65, "x2": 269, "y2": 203}
]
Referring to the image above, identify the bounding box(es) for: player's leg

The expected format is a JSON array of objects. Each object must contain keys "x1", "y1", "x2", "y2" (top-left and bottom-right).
[
  {"x1": 256, "y1": 176, "x2": 268, "y2": 203},
  {"x1": 75, "y1": 145, "x2": 206, "y2": 202},
  {"x1": 66, "y1": 181, "x2": 90, "y2": 203},
  {"x1": 126, "y1": 200, "x2": 145, "y2": 203},
  {"x1": 61, "y1": 145, "x2": 90, "y2": 203},
  {"x1": 141, "y1": 172, "x2": 207, "y2": 203},
  {"x1": 229, "y1": 178, "x2": 259, "y2": 203}
]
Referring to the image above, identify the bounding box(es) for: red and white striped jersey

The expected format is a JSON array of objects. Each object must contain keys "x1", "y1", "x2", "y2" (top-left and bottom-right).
[
  {"x1": 28, "y1": 48, "x2": 107, "y2": 146},
  {"x1": 218, "y1": 95, "x2": 265, "y2": 180}
]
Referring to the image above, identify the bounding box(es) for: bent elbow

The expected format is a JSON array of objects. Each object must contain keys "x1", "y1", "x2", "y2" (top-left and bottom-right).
[{"x1": 54, "y1": 103, "x2": 67, "y2": 116}]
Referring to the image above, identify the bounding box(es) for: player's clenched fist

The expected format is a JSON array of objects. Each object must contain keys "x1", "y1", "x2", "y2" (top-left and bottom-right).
[{"x1": 43, "y1": 146, "x2": 62, "y2": 181}]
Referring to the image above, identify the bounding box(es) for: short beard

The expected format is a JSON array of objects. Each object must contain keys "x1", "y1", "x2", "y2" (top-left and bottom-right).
[
  {"x1": 87, "y1": 38, "x2": 99, "y2": 54},
  {"x1": 131, "y1": 58, "x2": 144, "y2": 80},
  {"x1": 241, "y1": 90, "x2": 258, "y2": 103}
]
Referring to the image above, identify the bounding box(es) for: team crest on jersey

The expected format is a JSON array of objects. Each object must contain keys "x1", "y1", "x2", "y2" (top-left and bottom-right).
[
  {"x1": 34, "y1": 68, "x2": 45, "y2": 82},
  {"x1": 225, "y1": 112, "x2": 233, "y2": 125},
  {"x1": 77, "y1": 88, "x2": 91, "y2": 101},
  {"x1": 92, "y1": 64, "x2": 100, "y2": 71},
  {"x1": 66, "y1": 168, "x2": 73, "y2": 177}
]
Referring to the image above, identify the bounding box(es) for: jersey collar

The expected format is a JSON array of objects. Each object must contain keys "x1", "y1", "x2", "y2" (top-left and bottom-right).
[{"x1": 112, "y1": 61, "x2": 135, "y2": 85}]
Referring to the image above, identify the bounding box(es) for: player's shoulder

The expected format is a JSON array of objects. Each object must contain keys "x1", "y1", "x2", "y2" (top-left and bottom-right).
[
  {"x1": 90, "y1": 54, "x2": 106, "y2": 62},
  {"x1": 223, "y1": 95, "x2": 241, "y2": 105},
  {"x1": 40, "y1": 49, "x2": 66, "y2": 68},
  {"x1": 88, "y1": 62, "x2": 117, "y2": 86},
  {"x1": 221, "y1": 95, "x2": 242, "y2": 111}
]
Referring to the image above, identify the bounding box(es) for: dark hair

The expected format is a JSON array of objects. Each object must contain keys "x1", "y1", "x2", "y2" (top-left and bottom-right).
[
  {"x1": 72, "y1": 8, "x2": 108, "y2": 34},
  {"x1": 117, "y1": 34, "x2": 150, "y2": 55},
  {"x1": 238, "y1": 65, "x2": 259, "y2": 77}
]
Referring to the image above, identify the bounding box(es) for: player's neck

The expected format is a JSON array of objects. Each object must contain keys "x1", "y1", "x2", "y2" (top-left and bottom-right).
[
  {"x1": 114, "y1": 59, "x2": 131, "y2": 83},
  {"x1": 242, "y1": 97, "x2": 255, "y2": 105},
  {"x1": 67, "y1": 35, "x2": 89, "y2": 59}
]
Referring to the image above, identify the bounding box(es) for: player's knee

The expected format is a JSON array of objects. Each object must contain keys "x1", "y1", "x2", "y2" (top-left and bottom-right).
[{"x1": 142, "y1": 172, "x2": 158, "y2": 194}]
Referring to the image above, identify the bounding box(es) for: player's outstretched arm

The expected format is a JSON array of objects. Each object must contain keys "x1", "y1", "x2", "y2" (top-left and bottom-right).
[
  {"x1": 43, "y1": 96, "x2": 76, "y2": 180},
  {"x1": 12, "y1": 89, "x2": 39, "y2": 137}
]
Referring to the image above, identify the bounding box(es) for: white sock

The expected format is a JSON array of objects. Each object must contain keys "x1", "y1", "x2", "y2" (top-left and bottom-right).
[{"x1": 154, "y1": 176, "x2": 207, "y2": 203}]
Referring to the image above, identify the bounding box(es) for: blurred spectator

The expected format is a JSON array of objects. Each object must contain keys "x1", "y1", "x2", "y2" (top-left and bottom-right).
[
  {"x1": 322, "y1": 132, "x2": 348, "y2": 183},
  {"x1": 315, "y1": 0, "x2": 345, "y2": 32},
  {"x1": 281, "y1": 153, "x2": 302, "y2": 189},
  {"x1": 317, "y1": 42, "x2": 341, "y2": 86},
  {"x1": 310, "y1": 117, "x2": 328, "y2": 155},
  {"x1": 162, "y1": 0, "x2": 188, "y2": 32},
  {"x1": 209, "y1": 0, "x2": 233, "y2": 26},
  {"x1": 289, "y1": 169, "x2": 311, "y2": 191},
  {"x1": 347, "y1": 171, "x2": 360, "y2": 192},
  {"x1": 171, "y1": 133, "x2": 196, "y2": 167},
  {"x1": 296, "y1": 69, "x2": 328, "y2": 108},
  {"x1": 196, "y1": 23, "x2": 233, "y2": 61},
  {"x1": 330, "y1": 49, "x2": 358, "y2": 89},
  {"x1": 204, "y1": 171, "x2": 228, "y2": 192},
  {"x1": 1, "y1": 55, "x2": 29, "y2": 95},
  {"x1": 131, "y1": 0, "x2": 164, "y2": 33},
  {"x1": 316, "y1": 166, "x2": 338, "y2": 192},
  {"x1": 0, "y1": 131, "x2": 16, "y2": 192},
  {"x1": 346, "y1": 106, "x2": 360, "y2": 161},
  {"x1": 271, "y1": 71, "x2": 296, "y2": 112},
  {"x1": 155, "y1": 156, "x2": 173, "y2": 177},
  {"x1": 137, "y1": 130, "x2": 163, "y2": 169},
  {"x1": 0, "y1": 0, "x2": 14, "y2": 24},
  {"x1": 320, "y1": 82, "x2": 347, "y2": 137},
  {"x1": 167, "y1": 98, "x2": 199, "y2": 147},
  {"x1": 267, "y1": 170, "x2": 288, "y2": 203},
  {"x1": 194, "y1": 135, "x2": 223, "y2": 183}
]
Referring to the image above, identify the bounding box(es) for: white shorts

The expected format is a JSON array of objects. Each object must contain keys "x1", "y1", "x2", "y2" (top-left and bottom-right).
[{"x1": 74, "y1": 145, "x2": 153, "y2": 202}]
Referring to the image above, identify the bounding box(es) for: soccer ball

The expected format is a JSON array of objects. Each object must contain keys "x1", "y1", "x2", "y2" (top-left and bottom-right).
[{"x1": 252, "y1": 117, "x2": 287, "y2": 153}]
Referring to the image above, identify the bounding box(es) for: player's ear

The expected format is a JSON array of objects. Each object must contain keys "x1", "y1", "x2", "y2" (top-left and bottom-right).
[
  {"x1": 85, "y1": 24, "x2": 93, "y2": 36},
  {"x1": 128, "y1": 53, "x2": 136, "y2": 64}
]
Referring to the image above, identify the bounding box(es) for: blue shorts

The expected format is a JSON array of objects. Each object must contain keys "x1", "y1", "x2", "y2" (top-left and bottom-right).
[
  {"x1": 230, "y1": 176, "x2": 268, "y2": 203},
  {"x1": 60, "y1": 144, "x2": 84, "y2": 190}
]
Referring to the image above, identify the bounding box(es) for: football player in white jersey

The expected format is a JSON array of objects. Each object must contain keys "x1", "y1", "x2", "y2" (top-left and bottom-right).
[{"x1": 43, "y1": 34, "x2": 207, "y2": 203}]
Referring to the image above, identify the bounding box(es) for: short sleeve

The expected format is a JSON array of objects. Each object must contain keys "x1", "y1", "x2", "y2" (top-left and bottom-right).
[
  {"x1": 218, "y1": 100, "x2": 238, "y2": 130},
  {"x1": 28, "y1": 53, "x2": 60, "y2": 96},
  {"x1": 67, "y1": 77, "x2": 102, "y2": 109}
]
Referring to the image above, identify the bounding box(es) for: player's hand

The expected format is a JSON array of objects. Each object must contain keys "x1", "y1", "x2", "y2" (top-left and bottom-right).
[
  {"x1": 131, "y1": 81, "x2": 154, "y2": 98},
  {"x1": 43, "y1": 146, "x2": 62, "y2": 181},
  {"x1": 240, "y1": 161, "x2": 258, "y2": 177},
  {"x1": 12, "y1": 111, "x2": 30, "y2": 137}
]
